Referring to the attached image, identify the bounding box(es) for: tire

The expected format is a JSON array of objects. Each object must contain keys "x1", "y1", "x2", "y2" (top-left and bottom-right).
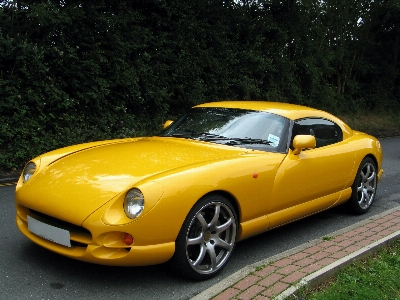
[
  {"x1": 169, "y1": 195, "x2": 238, "y2": 280},
  {"x1": 347, "y1": 157, "x2": 378, "y2": 215}
]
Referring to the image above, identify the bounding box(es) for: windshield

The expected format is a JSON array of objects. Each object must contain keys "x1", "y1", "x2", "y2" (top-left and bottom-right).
[{"x1": 159, "y1": 107, "x2": 290, "y2": 153}]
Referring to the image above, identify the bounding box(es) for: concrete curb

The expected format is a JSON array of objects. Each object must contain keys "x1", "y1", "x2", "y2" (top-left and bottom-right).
[{"x1": 191, "y1": 194, "x2": 400, "y2": 300}]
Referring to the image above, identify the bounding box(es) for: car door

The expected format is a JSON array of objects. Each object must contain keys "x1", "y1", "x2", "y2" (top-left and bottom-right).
[{"x1": 268, "y1": 118, "x2": 356, "y2": 228}]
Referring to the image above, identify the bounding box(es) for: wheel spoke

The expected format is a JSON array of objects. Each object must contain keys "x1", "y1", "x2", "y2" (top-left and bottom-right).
[
  {"x1": 208, "y1": 204, "x2": 221, "y2": 229},
  {"x1": 187, "y1": 235, "x2": 203, "y2": 246},
  {"x1": 358, "y1": 182, "x2": 365, "y2": 202},
  {"x1": 366, "y1": 164, "x2": 371, "y2": 175},
  {"x1": 363, "y1": 190, "x2": 370, "y2": 203},
  {"x1": 214, "y1": 237, "x2": 233, "y2": 250},
  {"x1": 216, "y1": 217, "x2": 233, "y2": 234},
  {"x1": 366, "y1": 185, "x2": 375, "y2": 194},
  {"x1": 206, "y1": 244, "x2": 217, "y2": 271},
  {"x1": 196, "y1": 212, "x2": 208, "y2": 231},
  {"x1": 360, "y1": 170, "x2": 367, "y2": 181},
  {"x1": 366, "y1": 172, "x2": 376, "y2": 183},
  {"x1": 192, "y1": 244, "x2": 207, "y2": 267}
]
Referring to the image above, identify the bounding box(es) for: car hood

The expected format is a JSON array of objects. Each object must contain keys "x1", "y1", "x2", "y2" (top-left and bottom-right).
[{"x1": 17, "y1": 137, "x2": 246, "y2": 225}]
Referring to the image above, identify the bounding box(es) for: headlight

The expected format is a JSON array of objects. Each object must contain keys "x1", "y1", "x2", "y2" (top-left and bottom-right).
[
  {"x1": 22, "y1": 162, "x2": 36, "y2": 183},
  {"x1": 124, "y1": 188, "x2": 145, "y2": 219}
]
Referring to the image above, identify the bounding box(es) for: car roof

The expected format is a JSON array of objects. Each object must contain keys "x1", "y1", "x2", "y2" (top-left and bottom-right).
[
  {"x1": 194, "y1": 101, "x2": 354, "y2": 139},
  {"x1": 194, "y1": 101, "x2": 333, "y2": 121}
]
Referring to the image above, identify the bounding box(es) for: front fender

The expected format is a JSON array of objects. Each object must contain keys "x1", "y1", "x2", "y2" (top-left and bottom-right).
[{"x1": 120, "y1": 152, "x2": 284, "y2": 246}]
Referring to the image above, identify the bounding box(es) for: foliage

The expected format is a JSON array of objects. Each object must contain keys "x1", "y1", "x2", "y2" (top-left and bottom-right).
[{"x1": 0, "y1": 0, "x2": 399, "y2": 170}]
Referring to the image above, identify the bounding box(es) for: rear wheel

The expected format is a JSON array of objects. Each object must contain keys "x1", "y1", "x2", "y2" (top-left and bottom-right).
[
  {"x1": 347, "y1": 157, "x2": 377, "y2": 214},
  {"x1": 169, "y1": 195, "x2": 237, "y2": 280}
]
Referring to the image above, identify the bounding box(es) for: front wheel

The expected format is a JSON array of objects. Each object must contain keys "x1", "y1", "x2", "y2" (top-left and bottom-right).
[
  {"x1": 169, "y1": 195, "x2": 238, "y2": 280},
  {"x1": 347, "y1": 157, "x2": 378, "y2": 214}
]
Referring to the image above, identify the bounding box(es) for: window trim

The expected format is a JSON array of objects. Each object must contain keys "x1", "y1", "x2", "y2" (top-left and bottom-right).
[{"x1": 290, "y1": 117, "x2": 343, "y2": 150}]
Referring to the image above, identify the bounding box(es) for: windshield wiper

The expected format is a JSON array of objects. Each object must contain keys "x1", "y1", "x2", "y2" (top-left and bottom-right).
[
  {"x1": 167, "y1": 131, "x2": 225, "y2": 139},
  {"x1": 200, "y1": 136, "x2": 272, "y2": 145},
  {"x1": 224, "y1": 138, "x2": 272, "y2": 145},
  {"x1": 193, "y1": 133, "x2": 227, "y2": 139},
  {"x1": 169, "y1": 132, "x2": 194, "y2": 138},
  {"x1": 167, "y1": 132, "x2": 272, "y2": 145}
]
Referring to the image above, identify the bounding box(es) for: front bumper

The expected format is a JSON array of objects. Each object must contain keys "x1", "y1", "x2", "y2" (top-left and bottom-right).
[{"x1": 16, "y1": 208, "x2": 175, "y2": 266}]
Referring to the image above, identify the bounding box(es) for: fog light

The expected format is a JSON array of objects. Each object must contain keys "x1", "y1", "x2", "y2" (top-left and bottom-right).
[{"x1": 123, "y1": 233, "x2": 134, "y2": 246}]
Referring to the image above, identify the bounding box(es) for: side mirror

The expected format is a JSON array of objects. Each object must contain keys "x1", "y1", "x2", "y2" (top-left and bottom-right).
[
  {"x1": 292, "y1": 135, "x2": 316, "y2": 155},
  {"x1": 163, "y1": 120, "x2": 174, "y2": 129}
]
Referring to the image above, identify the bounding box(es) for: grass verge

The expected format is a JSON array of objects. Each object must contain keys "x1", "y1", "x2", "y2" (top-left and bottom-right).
[{"x1": 293, "y1": 239, "x2": 400, "y2": 300}]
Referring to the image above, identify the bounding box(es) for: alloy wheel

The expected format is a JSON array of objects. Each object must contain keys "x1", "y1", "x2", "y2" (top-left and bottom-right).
[
  {"x1": 357, "y1": 161, "x2": 377, "y2": 210},
  {"x1": 185, "y1": 201, "x2": 237, "y2": 275}
]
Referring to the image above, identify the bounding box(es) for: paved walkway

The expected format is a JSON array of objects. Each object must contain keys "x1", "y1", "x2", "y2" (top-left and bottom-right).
[{"x1": 192, "y1": 195, "x2": 400, "y2": 300}]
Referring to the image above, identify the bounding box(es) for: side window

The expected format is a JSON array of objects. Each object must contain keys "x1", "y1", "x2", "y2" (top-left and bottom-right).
[{"x1": 292, "y1": 118, "x2": 343, "y2": 148}]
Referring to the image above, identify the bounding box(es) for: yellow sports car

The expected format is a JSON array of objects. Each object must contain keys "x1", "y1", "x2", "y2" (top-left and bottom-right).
[{"x1": 15, "y1": 101, "x2": 383, "y2": 280}]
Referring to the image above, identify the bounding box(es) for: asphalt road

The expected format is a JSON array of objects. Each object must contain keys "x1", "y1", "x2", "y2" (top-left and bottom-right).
[{"x1": 1, "y1": 136, "x2": 399, "y2": 300}]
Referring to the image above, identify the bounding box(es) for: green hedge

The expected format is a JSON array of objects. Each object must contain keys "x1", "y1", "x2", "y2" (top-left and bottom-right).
[{"x1": 1, "y1": 1, "x2": 399, "y2": 170}]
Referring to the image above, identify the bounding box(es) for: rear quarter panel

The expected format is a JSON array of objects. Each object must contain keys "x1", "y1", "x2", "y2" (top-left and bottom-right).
[{"x1": 345, "y1": 131, "x2": 383, "y2": 188}]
